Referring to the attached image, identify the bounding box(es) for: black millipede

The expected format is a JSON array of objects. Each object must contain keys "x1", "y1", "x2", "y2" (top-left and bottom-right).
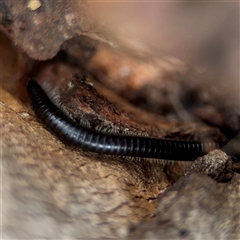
[{"x1": 27, "y1": 80, "x2": 220, "y2": 161}]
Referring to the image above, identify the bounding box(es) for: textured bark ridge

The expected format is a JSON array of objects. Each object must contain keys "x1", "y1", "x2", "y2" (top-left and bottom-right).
[
  {"x1": 128, "y1": 173, "x2": 240, "y2": 239},
  {"x1": 1, "y1": 87, "x2": 170, "y2": 238},
  {"x1": 129, "y1": 151, "x2": 240, "y2": 239}
]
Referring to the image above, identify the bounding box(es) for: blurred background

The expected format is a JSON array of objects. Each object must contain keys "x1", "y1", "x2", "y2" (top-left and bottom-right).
[{"x1": 89, "y1": 1, "x2": 239, "y2": 96}]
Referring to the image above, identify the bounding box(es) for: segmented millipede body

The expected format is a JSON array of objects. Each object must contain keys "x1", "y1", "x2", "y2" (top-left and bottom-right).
[{"x1": 27, "y1": 80, "x2": 219, "y2": 161}]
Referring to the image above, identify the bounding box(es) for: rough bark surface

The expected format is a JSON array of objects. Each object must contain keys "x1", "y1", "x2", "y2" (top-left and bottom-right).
[
  {"x1": 1, "y1": 87, "x2": 171, "y2": 238},
  {"x1": 5, "y1": 0, "x2": 92, "y2": 60},
  {"x1": 128, "y1": 173, "x2": 240, "y2": 239}
]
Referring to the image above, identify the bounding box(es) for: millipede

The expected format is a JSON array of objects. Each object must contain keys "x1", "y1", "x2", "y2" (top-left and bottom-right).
[{"x1": 27, "y1": 80, "x2": 220, "y2": 161}]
